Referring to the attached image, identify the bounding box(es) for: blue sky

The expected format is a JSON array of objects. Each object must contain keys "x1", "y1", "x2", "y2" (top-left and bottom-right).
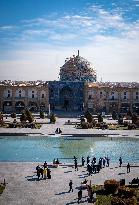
[{"x1": 0, "y1": 0, "x2": 139, "y2": 81}]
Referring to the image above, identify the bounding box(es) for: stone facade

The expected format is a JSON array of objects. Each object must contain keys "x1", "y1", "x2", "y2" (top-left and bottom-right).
[
  {"x1": 0, "y1": 83, "x2": 49, "y2": 113},
  {"x1": 84, "y1": 82, "x2": 139, "y2": 114}
]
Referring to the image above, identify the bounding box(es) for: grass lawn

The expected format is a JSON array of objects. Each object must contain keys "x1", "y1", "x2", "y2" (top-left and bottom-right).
[{"x1": 0, "y1": 184, "x2": 5, "y2": 195}]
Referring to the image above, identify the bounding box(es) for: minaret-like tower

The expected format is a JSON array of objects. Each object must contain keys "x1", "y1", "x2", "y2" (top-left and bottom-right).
[{"x1": 78, "y1": 50, "x2": 79, "y2": 56}]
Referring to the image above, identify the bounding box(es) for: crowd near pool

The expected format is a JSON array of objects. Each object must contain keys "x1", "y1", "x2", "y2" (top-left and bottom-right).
[{"x1": 0, "y1": 136, "x2": 139, "y2": 163}]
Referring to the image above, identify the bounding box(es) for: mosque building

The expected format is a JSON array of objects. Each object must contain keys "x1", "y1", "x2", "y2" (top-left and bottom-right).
[
  {"x1": 0, "y1": 50, "x2": 139, "y2": 114},
  {"x1": 48, "y1": 50, "x2": 96, "y2": 112}
]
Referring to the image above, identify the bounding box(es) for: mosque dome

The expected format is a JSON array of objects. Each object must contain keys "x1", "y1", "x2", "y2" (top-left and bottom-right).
[{"x1": 59, "y1": 50, "x2": 97, "y2": 82}]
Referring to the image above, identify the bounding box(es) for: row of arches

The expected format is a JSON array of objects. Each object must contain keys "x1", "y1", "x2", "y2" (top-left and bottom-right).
[{"x1": 2, "y1": 101, "x2": 46, "y2": 112}]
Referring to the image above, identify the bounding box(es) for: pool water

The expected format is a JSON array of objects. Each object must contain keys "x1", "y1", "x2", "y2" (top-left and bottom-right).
[{"x1": 0, "y1": 136, "x2": 139, "y2": 163}]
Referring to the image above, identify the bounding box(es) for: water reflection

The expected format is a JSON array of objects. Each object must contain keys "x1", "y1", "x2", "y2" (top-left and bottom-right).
[{"x1": 0, "y1": 136, "x2": 139, "y2": 162}]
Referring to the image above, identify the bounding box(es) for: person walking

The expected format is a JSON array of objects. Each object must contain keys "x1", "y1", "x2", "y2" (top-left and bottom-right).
[
  {"x1": 74, "y1": 158, "x2": 78, "y2": 171},
  {"x1": 36, "y1": 165, "x2": 40, "y2": 180},
  {"x1": 69, "y1": 180, "x2": 73, "y2": 192},
  {"x1": 119, "y1": 157, "x2": 122, "y2": 167},
  {"x1": 81, "y1": 157, "x2": 85, "y2": 166},
  {"x1": 78, "y1": 189, "x2": 82, "y2": 203},
  {"x1": 127, "y1": 163, "x2": 130, "y2": 173}
]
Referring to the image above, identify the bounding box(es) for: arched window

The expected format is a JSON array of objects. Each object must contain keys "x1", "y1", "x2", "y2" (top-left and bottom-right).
[{"x1": 7, "y1": 90, "x2": 11, "y2": 98}]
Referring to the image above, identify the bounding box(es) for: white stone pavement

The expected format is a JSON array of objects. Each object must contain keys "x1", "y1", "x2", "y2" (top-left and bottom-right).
[
  {"x1": 0, "y1": 162, "x2": 139, "y2": 205},
  {"x1": 0, "y1": 117, "x2": 139, "y2": 204},
  {"x1": 0, "y1": 117, "x2": 139, "y2": 138}
]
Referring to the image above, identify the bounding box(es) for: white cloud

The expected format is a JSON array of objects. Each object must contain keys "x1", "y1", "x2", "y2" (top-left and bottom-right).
[
  {"x1": 0, "y1": 34, "x2": 139, "y2": 82},
  {"x1": 0, "y1": 4, "x2": 139, "y2": 82},
  {"x1": 0, "y1": 25, "x2": 15, "y2": 31}
]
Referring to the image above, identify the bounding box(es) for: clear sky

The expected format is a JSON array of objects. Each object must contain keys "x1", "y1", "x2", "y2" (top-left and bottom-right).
[{"x1": 0, "y1": 0, "x2": 139, "y2": 82}]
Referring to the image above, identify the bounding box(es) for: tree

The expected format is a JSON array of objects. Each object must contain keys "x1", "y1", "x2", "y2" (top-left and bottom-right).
[
  {"x1": 11, "y1": 113, "x2": 16, "y2": 118},
  {"x1": 118, "y1": 114, "x2": 123, "y2": 125},
  {"x1": 50, "y1": 113, "x2": 56, "y2": 123},
  {"x1": 85, "y1": 110, "x2": 93, "y2": 123},
  {"x1": 112, "y1": 110, "x2": 117, "y2": 120},
  {"x1": 20, "y1": 110, "x2": 34, "y2": 123},
  {"x1": 40, "y1": 111, "x2": 45, "y2": 119},
  {"x1": 20, "y1": 112, "x2": 26, "y2": 122},
  {"x1": 132, "y1": 113, "x2": 138, "y2": 124},
  {"x1": 0, "y1": 112, "x2": 4, "y2": 126},
  {"x1": 25, "y1": 110, "x2": 34, "y2": 123},
  {"x1": 98, "y1": 114, "x2": 103, "y2": 123}
]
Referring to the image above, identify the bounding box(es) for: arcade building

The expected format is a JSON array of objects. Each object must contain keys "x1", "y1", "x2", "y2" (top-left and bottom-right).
[{"x1": 0, "y1": 50, "x2": 139, "y2": 114}]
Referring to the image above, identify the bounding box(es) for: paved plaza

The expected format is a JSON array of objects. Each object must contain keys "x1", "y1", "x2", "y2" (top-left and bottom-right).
[
  {"x1": 0, "y1": 162, "x2": 139, "y2": 205},
  {"x1": 0, "y1": 116, "x2": 139, "y2": 204},
  {"x1": 0, "y1": 116, "x2": 139, "y2": 138}
]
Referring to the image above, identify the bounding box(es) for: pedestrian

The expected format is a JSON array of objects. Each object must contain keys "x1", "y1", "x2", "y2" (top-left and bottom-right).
[
  {"x1": 81, "y1": 157, "x2": 85, "y2": 166},
  {"x1": 78, "y1": 189, "x2": 82, "y2": 203},
  {"x1": 47, "y1": 168, "x2": 51, "y2": 179},
  {"x1": 56, "y1": 158, "x2": 59, "y2": 164},
  {"x1": 36, "y1": 165, "x2": 40, "y2": 180},
  {"x1": 106, "y1": 157, "x2": 110, "y2": 167},
  {"x1": 119, "y1": 157, "x2": 122, "y2": 167},
  {"x1": 89, "y1": 188, "x2": 94, "y2": 203},
  {"x1": 55, "y1": 128, "x2": 58, "y2": 134},
  {"x1": 127, "y1": 163, "x2": 130, "y2": 173},
  {"x1": 59, "y1": 128, "x2": 62, "y2": 134},
  {"x1": 43, "y1": 168, "x2": 47, "y2": 179},
  {"x1": 74, "y1": 158, "x2": 78, "y2": 171},
  {"x1": 69, "y1": 180, "x2": 73, "y2": 192},
  {"x1": 43, "y1": 161, "x2": 47, "y2": 168},
  {"x1": 103, "y1": 158, "x2": 106, "y2": 167},
  {"x1": 87, "y1": 156, "x2": 90, "y2": 164},
  {"x1": 40, "y1": 167, "x2": 44, "y2": 179}
]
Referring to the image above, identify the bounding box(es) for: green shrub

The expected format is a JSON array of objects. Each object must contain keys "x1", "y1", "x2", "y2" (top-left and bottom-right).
[
  {"x1": 50, "y1": 113, "x2": 56, "y2": 123},
  {"x1": 0, "y1": 184, "x2": 5, "y2": 194},
  {"x1": 85, "y1": 110, "x2": 94, "y2": 123},
  {"x1": 81, "y1": 122, "x2": 88, "y2": 129},
  {"x1": 98, "y1": 114, "x2": 103, "y2": 123},
  {"x1": 25, "y1": 110, "x2": 34, "y2": 123},
  {"x1": 118, "y1": 187, "x2": 135, "y2": 198},
  {"x1": 111, "y1": 196, "x2": 137, "y2": 205},
  {"x1": 11, "y1": 113, "x2": 16, "y2": 118},
  {"x1": 20, "y1": 113, "x2": 26, "y2": 122},
  {"x1": 104, "y1": 179, "x2": 119, "y2": 194},
  {"x1": 40, "y1": 111, "x2": 45, "y2": 119}
]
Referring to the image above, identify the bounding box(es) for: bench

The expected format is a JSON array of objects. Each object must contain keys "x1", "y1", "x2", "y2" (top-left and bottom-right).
[{"x1": 129, "y1": 178, "x2": 139, "y2": 187}]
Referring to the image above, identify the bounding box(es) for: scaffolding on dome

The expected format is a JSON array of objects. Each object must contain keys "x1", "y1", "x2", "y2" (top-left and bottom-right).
[{"x1": 59, "y1": 51, "x2": 97, "y2": 82}]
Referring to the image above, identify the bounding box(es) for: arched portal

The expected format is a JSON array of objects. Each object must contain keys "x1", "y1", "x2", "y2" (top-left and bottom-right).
[
  {"x1": 40, "y1": 102, "x2": 45, "y2": 111},
  {"x1": 15, "y1": 101, "x2": 25, "y2": 112},
  {"x1": 120, "y1": 103, "x2": 130, "y2": 113},
  {"x1": 59, "y1": 86, "x2": 73, "y2": 111},
  {"x1": 28, "y1": 101, "x2": 38, "y2": 112},
  {"x1": 3, "y1": 101, "x2": 12, "y2": 112},
  {"x1": 133, "y1": 103, "x2": 139, "y2": 114}
]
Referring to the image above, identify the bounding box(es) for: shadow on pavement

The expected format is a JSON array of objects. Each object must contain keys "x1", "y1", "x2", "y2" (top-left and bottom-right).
[{"x1": 55, "y1": 191, "x2": 70, "y2": 195}]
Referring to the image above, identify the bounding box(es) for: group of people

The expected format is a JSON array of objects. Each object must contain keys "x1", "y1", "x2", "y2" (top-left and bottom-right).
[
  {"x1": 69, "y1": 179, "x2": 96, "y2": 203},
  {"x1": 86, "y1": 156, "x2": 110, "y2": 175},
  {"x1": 73, "y1": 155, "x2": 110, "y2": 175},
  {"x1": 55, "y1": 128, "x2": 62, "y2": 134},
  {"x1": 36, "y1": 161, "x2": 51, "y2": 180},
  {"x1": 53, "y1": 158, "x2": 60, "y2": 165}
]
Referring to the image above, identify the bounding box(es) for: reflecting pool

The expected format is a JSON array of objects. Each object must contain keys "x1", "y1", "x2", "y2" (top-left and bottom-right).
[{"x1": 0, "y1": 136, "x2": 139, "y2": 163}]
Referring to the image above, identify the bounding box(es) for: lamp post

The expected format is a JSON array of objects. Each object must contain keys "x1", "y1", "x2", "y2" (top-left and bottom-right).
[{"x1": 48, "y1": 104, "x2": 51, "y2": 116}]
